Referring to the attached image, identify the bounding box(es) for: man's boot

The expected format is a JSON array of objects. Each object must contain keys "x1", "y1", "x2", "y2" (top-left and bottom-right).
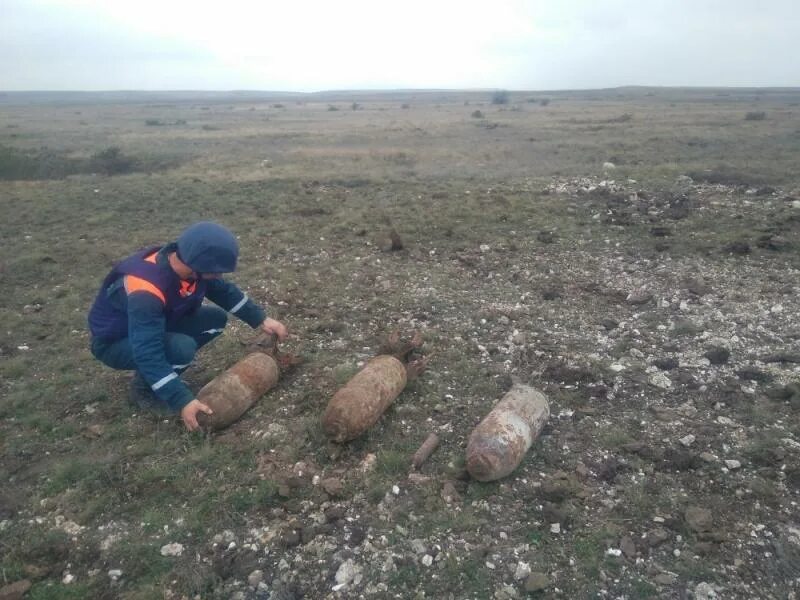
[{"x1": 128, "y1": 373, "x2": 173, "y2": 415}]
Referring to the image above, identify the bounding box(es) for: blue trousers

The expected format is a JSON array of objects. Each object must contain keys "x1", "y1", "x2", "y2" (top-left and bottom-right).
[{"x1": 91, "y1": 305, "x2": 228, "y2": 373}]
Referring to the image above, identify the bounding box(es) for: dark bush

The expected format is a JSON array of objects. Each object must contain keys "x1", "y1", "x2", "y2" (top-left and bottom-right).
[
  {"x1": 145, "y1": 119, "x2": 164, "y2": 126},
  {"x1": 539, "y1": 98, "x2": 551, "y2": 106},
  {"x1": 90, "y1": 146, "x2": 133, "y2": 175},
  {"x1": 471, "y1": 110, "x2": 484, "y2": 119},
  {"x1": 491, "y1": 90, "x2": 509, "y2": 105},
  {"x1": 0, "y1": 145, "x2": 77, "y2": 180},
  {"x1": 745, "y1": 111, "x2": 766, "y2": 121}
]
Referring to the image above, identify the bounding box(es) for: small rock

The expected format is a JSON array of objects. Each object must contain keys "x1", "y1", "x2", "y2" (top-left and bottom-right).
[
  {"x1": 700, "y1": 452, "x2": 718, "y2": 463},
  {"x1": 620, "y1": 536, "x2": 637, "y2": 559},
  {"x1": 679, "y1": 434, "x2": 696, "y2": 447},
  {"x1": 694, "y1": 582, "x2": 719, "y2": 599},
  {"x1": 410, "y1": 539, "x2": 427, "y2": 555},
  {"x1": 107, "y1": 569, "x2": 122, "y2": 580},
  {"x1": 704, "y1": 347, "x2": 730, "y2": 365},
  {"x1": 514, "y1": 561, "x2": 531, "y2": 580},
  {"x1": 159, "y1": 543, "x2": 184, "y2": 557},
  {"x1": 334, "y1": 559, "x2": 362, "y2": 587},
  {"x1": 601, "y1": 318, "x2": 619, "y2": 330},
  {"x1": 321, "y1": 477, "x2": 344, "y2": 497},
  {"x1": 0, "y1": 580, "x2": 32, "y2": 600},
  {"x1": 324, "y1": 506, "x2": 346, "y2": 523},
  {"x1": 653, "y1": 357, "x2": 679, "y2": 371},
  {"x1": 627, "y1": 290, "x2": 653, "y2": 305},
  {"x1": 247, "y1": 569, "x2": 264, "y2": 588},
  {"x1": 495, "y1": 584, "x2": 521, "y2": 600},
  {"x1": 654, "y1": 572, "x2": 678, "y2": 585},
  {"x1": 525, "y1": 572, "x2": 552, "y2": 593},
  {"x1": 603, "y1": 162, "x2": 616, "y2": 171},
  {"x1": 724, "y1": 459, "x2": 741, "y2": 470},
  {"x1": 550, "y1": 523, "x2": 561, "y2": 534},
  {"x1": 649, "y1": 372, "x2": 672, "y2": 389},
  {"x1": 646, "y1": 528, "x2": 670, "y2": 547},
  {"x1": 685, "y1": 506, "x2": 713, "y2": 533},
  {"x1": 421, "y1": 554, "x2": 434, "y2": 567},
  {"x1": 441, "y1": 481, "x2": 461, "y2": 504}
]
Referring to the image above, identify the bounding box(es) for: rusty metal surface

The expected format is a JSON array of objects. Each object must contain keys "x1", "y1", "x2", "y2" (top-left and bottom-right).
[
  {"x1": 466, "y1": 384, "x2": 550, "y2": 481},
  {"x1": 322, "y1": 355, "x2": 408, "y2": 442},
  {"x1": 197, "y1": 352, "x2": 280, "y2": 431}
]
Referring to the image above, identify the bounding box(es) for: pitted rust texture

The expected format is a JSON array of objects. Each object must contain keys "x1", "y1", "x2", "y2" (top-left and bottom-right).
[
  {"x1": 466, "y1": 384, "x2": 550, "y2": 481},
  {"x1": 323, "y1": 355, "x2": 408, "y2": 442},
  {"x1": 197, "y1": 353, "x2": 280, "y2": 431}
]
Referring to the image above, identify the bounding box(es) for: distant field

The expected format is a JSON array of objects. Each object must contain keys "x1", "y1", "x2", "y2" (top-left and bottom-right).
[{"x1": 1, "y1": 88, "x2": 799, "y2": 599}]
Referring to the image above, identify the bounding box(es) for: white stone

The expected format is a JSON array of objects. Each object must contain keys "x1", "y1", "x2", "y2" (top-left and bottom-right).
[
  {"x1": 160, "y1": 542, "x2": 184, "y2": 557},
  {"x1": 603, "y1": 162, "x2": 616, "y2": 170},
  {"x1": 679, "y1": 434, "x2": 696, "y2": 447},
  {"x1": 421, "y1": 554, "x2": 434, "y2": 567},
  {"x1": 724, "y1": 460, "x2": 741, "y2": 470},
  {"x1": 550, "y1": 523, "x2": 561, "y2": 534},
  {"x1": 335, "y1": 559, "x2": 362, "y2": 586},
  {"x1": 514, "y1": 561, "x2": 531, "y2": 580},
  {"x1": 649, "y1": 373, "x2": 672, "y2": 389},
  {"x1": 606, "y1": 548, "x2": 622, "y2": 557},
  {"x1": 62, "y1": 573, "x2": 76, "y2": 584},
  {"x1": 108, "y1": 569, "x2": 122, "y2": 580},
  {"x1": 694, "y1": 582, "x2": 718, "y2": 600}
]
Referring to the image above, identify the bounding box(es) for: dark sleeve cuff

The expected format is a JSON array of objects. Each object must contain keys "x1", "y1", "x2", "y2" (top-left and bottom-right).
[
  {"x1": 237, "y1": 302, "x2": 266, "y2": 328},
  {"x1": 155, "y1": 377, "x2": 195, "y2": 412}
]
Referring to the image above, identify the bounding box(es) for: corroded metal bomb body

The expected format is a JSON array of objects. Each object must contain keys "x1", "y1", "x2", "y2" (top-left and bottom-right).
[
  {"x1": 466, "y1": 384, "x2": 550, "y2": 481},
  {"x1": 323, "y1": 355, "x2": 407, "y2": 442},
  {"x1": 197, "y1": 352, "x2": 280, "y2": 431}
]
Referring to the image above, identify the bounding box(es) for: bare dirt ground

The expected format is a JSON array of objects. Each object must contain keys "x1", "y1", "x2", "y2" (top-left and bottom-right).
[{"x1": 1, "y1": 88, "x2": 800, "y2": 599}]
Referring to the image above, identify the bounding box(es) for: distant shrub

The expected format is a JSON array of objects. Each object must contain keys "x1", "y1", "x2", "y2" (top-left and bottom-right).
[
  {"x1": 539, "y1": 98, "x2": 550, "y2": 106},
  {"x1": 745, "y1": 111, "x2": 766, "y2": 121},
  {"x1": 351, "y1": 102, "x2": 360, "y2": 111},
  {"x1": 401, "y1": 103, "x2": 410, "y2": 109},
  {"x1": 0, "y1": 144, "x2": 175, "y2": 180},
  {"x1": 0, "y1": 145, "x2": 77, "y2": 180},
  {"x1": 606, "y1": 113, "x2": 633, "y2": 123},
  {"x1": 526, "y1": 97, "x2": 538, "y2": 103},
  {"x1": 90, "y1": 146, "x2": 133, "y2": 175},
  {"x1": 145, "y1": 119, "x2": 164, "y2": 126},
  {"x1": 491, "y1": 90, "x2": 509, "y2": 105},
  {"x1": 471, "y1": 110, "x2": 484, "y2": 119},
  {"x1": 272, "y1": 103, "x2": 284, "y2": 108},
  {"x1": 201, "y1": 124, "x2": 220, "y2": 131},
  {"x1": 328, "y1": 105, "x2": 339, "y2": 111}
]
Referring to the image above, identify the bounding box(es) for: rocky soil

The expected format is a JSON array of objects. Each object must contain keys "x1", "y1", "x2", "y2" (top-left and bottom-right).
[{"x1": 2, "y1": 172, "x2": 800, "y2": 599}]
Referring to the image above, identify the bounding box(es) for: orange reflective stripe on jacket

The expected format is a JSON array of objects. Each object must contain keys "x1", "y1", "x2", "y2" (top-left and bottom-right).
[
  {"x1": 124, "y1": 251, "x2": 165, "y2": 303},
  {"x1": 124, "y1": 275, "x2": 166, "y2": 303}
]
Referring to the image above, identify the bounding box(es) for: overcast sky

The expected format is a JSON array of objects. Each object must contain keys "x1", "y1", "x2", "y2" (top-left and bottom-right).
[{"x1": 1, "y1": 0, "x2": 798, "y2": 91}]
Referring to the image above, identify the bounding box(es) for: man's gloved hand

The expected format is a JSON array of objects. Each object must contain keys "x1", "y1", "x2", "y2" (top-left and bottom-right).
[
  {"x1": 261, "y1": 317, "x2": 288, "y2": 342},
  {"x1": 181, "y1": 398, "x2": 213, "y2": 431}
]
